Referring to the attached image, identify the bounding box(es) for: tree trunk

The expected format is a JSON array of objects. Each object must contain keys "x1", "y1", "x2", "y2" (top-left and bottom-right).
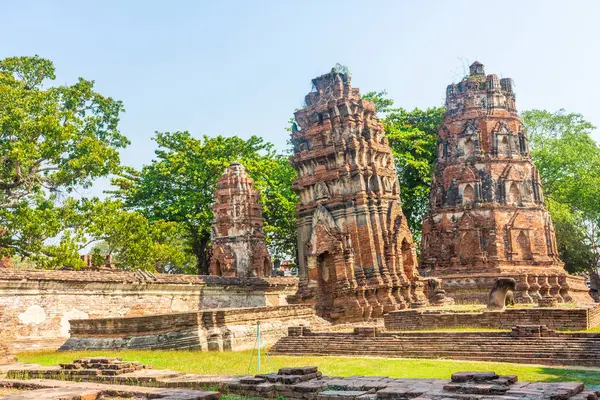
[{"x1": 190, "y1": 229, "x2": 211, "y2": 275}]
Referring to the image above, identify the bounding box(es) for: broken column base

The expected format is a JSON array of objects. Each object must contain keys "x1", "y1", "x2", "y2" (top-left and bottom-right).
[
  {"x1": 289, "y1": 283, "x2": 427, "y2": 323},
  {"x1": 434, "y1": 272, "x2": 592, "y2": 305}
]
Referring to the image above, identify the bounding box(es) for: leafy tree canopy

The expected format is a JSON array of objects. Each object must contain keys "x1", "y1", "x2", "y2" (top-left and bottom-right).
[
  {"x1": 0, "y1": 55, "x2": 128, "y2": 265},
  {"x1": 522, "y1": 109, "x2": 600, "y2": 273},
  {"x1": 111, "y1": 132, "x2": 298, "y2": 274},
  {"x1": 79, "y1": 198, "x2": 194, "y2": 273},
  {"x1": 363, "y1": 91, "x2": 444, "y2": 243}
]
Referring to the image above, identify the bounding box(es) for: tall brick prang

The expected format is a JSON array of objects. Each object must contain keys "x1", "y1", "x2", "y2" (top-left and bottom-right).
[
  {"x1": 420, "y1": 62, "x2": 592, "y2": 304},
  {"x1": 209, "y1": 162, "x2": 272, "y2": 278},
  {"x1": 289, "y1": 69, "x2": 427, "y2": 321}
]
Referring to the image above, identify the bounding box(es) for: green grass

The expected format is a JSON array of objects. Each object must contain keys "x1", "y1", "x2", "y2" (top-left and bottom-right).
[{"x1": 14, "y1": 350, "x2": 600, "y2": 386}]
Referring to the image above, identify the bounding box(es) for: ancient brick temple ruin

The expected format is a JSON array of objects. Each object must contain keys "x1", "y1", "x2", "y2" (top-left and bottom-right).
[
  {"x1": 420, "y1": 61, "x2": 591, "y2": 304},
  {"x1": 209, "y1": 161, "x2": 272, "y2": 278},
  {"x1": 289, "y1": 70, "x2": 427, "y2": 321}
]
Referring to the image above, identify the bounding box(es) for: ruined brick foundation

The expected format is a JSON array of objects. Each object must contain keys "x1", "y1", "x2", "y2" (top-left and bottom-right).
[
  {"x1": 290, "y1": 70, "x2": 427, "y2": 322},
  {"x1": 420, "y1": 62, "x2": 591, "y2": 305},
  {"x1": 59, "y1": 305, "x2": 328, "y2": 351},
  {"x1": 383, "y1": 304, "x2": 600, "y2": 331},
  {"x1": 0, "y1": 269, "x2": 296, "y2": 351},
  {"x1": 271, "y1": 325, "x2": 600, "y2": 367},
  {"x1": 439, "y1": 272, "x2": 592, "y2": 305}
]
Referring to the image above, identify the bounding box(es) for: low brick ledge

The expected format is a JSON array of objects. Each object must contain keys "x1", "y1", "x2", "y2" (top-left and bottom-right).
[
  {"x1": 0, "y1": 269, "x2": 298, "y2": 288},
  {"x1": 270, "y1": 325, "x2": 600, "y2": 367},
  {"x1": 68, "y1": 305, "x2": 317, "y2": 337}
]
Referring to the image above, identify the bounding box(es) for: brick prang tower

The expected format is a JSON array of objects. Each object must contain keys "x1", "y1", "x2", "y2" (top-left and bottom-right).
[
  {"x1": 290, "y1": 70, "x2": 427, "y2": 322},
  {"x1": 209, "y1": 162, "x2": 272, "y2": 278},
  {"x1": 420, "y1": 62, "x2": 591, "y2": 304}
]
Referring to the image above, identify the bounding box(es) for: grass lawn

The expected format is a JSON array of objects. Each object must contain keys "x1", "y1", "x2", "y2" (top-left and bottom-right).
[{"x1": 14, "y1": 350, "x2": 600, "y2": 386}]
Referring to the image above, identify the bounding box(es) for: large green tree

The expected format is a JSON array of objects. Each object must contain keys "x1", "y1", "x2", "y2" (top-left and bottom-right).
[
  {"x1": 112, "y1": 132, "x2": 298, "y2": 274},
  {"x1": 0, "y1": 55, "x2": 129, "y2": 267},
  {"x1": 79, "y1": 198, "x2": 194, "y2": 273},
  {"x1": 522, "y1": 109, "x2": 600, "y2": 273},
  {"x1": 363, "y1": 91, "x2": 443, "y2": 243}
]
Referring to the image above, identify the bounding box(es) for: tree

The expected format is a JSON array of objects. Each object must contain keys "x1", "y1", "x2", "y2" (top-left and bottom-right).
[
  {"x1": 362, "y1": 90, "x2": 395, "y2": 115},
  {"x1": 79, "y1": 199, "x2": 194, "y2": 273},
  {"x1": 522, "y1": 109, "x2": 600, "y2": 273},
  {"x1": 0, "y1": 55, "x2": 129, "y2": 266},
  {"x1": 384, "y1": 107, "x2": 444, "y2": 242},
  {"x1": 363, "y1": 91, "x2": 443, "y2": 244},
  {"x1": 112, "y1": 132, "x2": 298, "y2": 274},
  {"x1": 257, "y1": 155, "x2": 298, "y2": 260}
]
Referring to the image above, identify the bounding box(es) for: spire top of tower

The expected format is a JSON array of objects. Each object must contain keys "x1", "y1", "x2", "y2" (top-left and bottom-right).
[{"x1": 469, "y1": 61, "x2": 485, "y2": 76}]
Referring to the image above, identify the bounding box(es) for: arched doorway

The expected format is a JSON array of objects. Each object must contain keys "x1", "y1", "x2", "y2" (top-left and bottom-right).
[
  {"x1": 463, "y1": 184, "x2": 474, "y2": 204},
  {"x1": 316, "y1": 252, "x2": 335, "y2": 316},
  {"x1": 508, "y1": 182, "x2": 520, "y2": 204},
  {"x1": 516, "y1": 231, "x2": 533, "y2": 260},
  {"x1": 499, "y1": 136, "x2": 509, "y2": 156},
  {"x1": 401, "y1": 239, "x2": 415, "y2": 279},
  {"x1": 464, "y1": 139, "x2": 475, "y2": 157}
]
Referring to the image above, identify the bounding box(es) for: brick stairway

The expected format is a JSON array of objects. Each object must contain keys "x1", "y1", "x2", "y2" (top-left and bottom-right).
[{"x1": 269, "y1": 328, "x2": 600, "y2": 367}]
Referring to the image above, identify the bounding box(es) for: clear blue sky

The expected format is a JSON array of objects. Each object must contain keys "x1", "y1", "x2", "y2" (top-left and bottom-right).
[{"x1": 3, "y1": 0, "x2": 599, "y2": 196}]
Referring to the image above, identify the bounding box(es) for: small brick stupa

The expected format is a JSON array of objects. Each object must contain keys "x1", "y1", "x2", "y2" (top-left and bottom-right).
[
  {"x1": 420, "y1": 62, "x2": 591, "y2": 304},
  {"x1": 289, "y1": 69, "x2": 427, "y2": 321},
  {"x1": 209, "y1": 162, "x2": 272, "y2": 278}
]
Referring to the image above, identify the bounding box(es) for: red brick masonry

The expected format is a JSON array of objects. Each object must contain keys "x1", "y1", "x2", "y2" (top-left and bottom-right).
[
  {"x1": 289, "y1": 70, "x2": 427, "y2": 322},
  {"x1": 270, "y1": 324, "x2": 600, "y2": 367},
  {"x1": 209, "y1": 161, "x2": 272, "y2": 278},
  {"x1": 60, "y1": 305, "x2": 323, "y2": 351},
  {"x1": 0, "y1": 269, "x2": 297, "y2": 351},
  {"x1": 420, "y1": 62, "x2": 592, "y2": 305},
  {"x1": 383, "y1": 304, "x2": 600, "y2": 331}
]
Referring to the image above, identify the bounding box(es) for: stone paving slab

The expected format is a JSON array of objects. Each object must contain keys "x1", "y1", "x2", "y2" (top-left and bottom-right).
[
  {"x1": 0, "y1": 378, "x2": 219, "y2": 399},
  {"x1": 2, "y1": 360, "x2": 599, "y2": 400}
]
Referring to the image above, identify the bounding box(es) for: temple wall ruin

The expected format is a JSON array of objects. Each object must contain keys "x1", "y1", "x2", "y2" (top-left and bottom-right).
[
  {"x1": 383, "y1": 305, "x2": 600, "y2": 331},
  {"x1": 0, "y1": 269, "x2": 297, "y2": 351},
  {"x1": 60, "y1": 305, "x2": 327, "y2": 352}
]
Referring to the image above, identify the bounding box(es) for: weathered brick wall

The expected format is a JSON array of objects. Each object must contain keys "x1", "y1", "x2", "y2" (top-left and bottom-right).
[
  {"x1": 588, "y1": 305, "x2": 600, "y2": 328},
  {"x1": 383, "y1": 306, "x2": 600, "y2": 331},
  {"x1": 0, "y1": 269, "x2": 297, "y2": 351},
  {"x1": 271, "y1": 325, "x2": 600, "y2": 367},
  {"x1": 60, "y1": 305, "x2": 325, "y2": 351},
  {"x1": 440, "y1": 273, "x2": 592, "y2": 305}
]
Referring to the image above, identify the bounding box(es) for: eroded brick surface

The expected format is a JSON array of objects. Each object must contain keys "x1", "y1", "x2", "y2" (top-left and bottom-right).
[
  {"x1": 209, "y1": 162, "x2": 272, "y2": 278},
  {"x1": 289, "y1": 70, "x2": 427, "y2": 322},
  {"x1": 270, "y1": 325, "x2": 600, "y2": 367},
  {"x1": 0, "y1": 269, "x2": 297, "y2": 352},
  {"x1": 420, "y1": 62, "x2": 591, "y2": 304},
  {"x1": 3, "y1": 361, "x2": 597, "y2": 400}
]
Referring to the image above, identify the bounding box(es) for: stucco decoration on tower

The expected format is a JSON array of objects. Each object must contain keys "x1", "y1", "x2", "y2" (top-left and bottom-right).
[
  {"x1": 209, "y1": 161, "x2": 272, "y2": 278},
  {"x1": 289, "y1": 69, "x2": 429, "y2": 321},
  {"x1": 420, "y1": 62, "x2": 592, "y2": 304}
]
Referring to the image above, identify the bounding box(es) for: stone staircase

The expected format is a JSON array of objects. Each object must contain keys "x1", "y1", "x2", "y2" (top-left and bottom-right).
[{"x1": 269, "y1": 328, "x2": 600, "y2": 367}]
